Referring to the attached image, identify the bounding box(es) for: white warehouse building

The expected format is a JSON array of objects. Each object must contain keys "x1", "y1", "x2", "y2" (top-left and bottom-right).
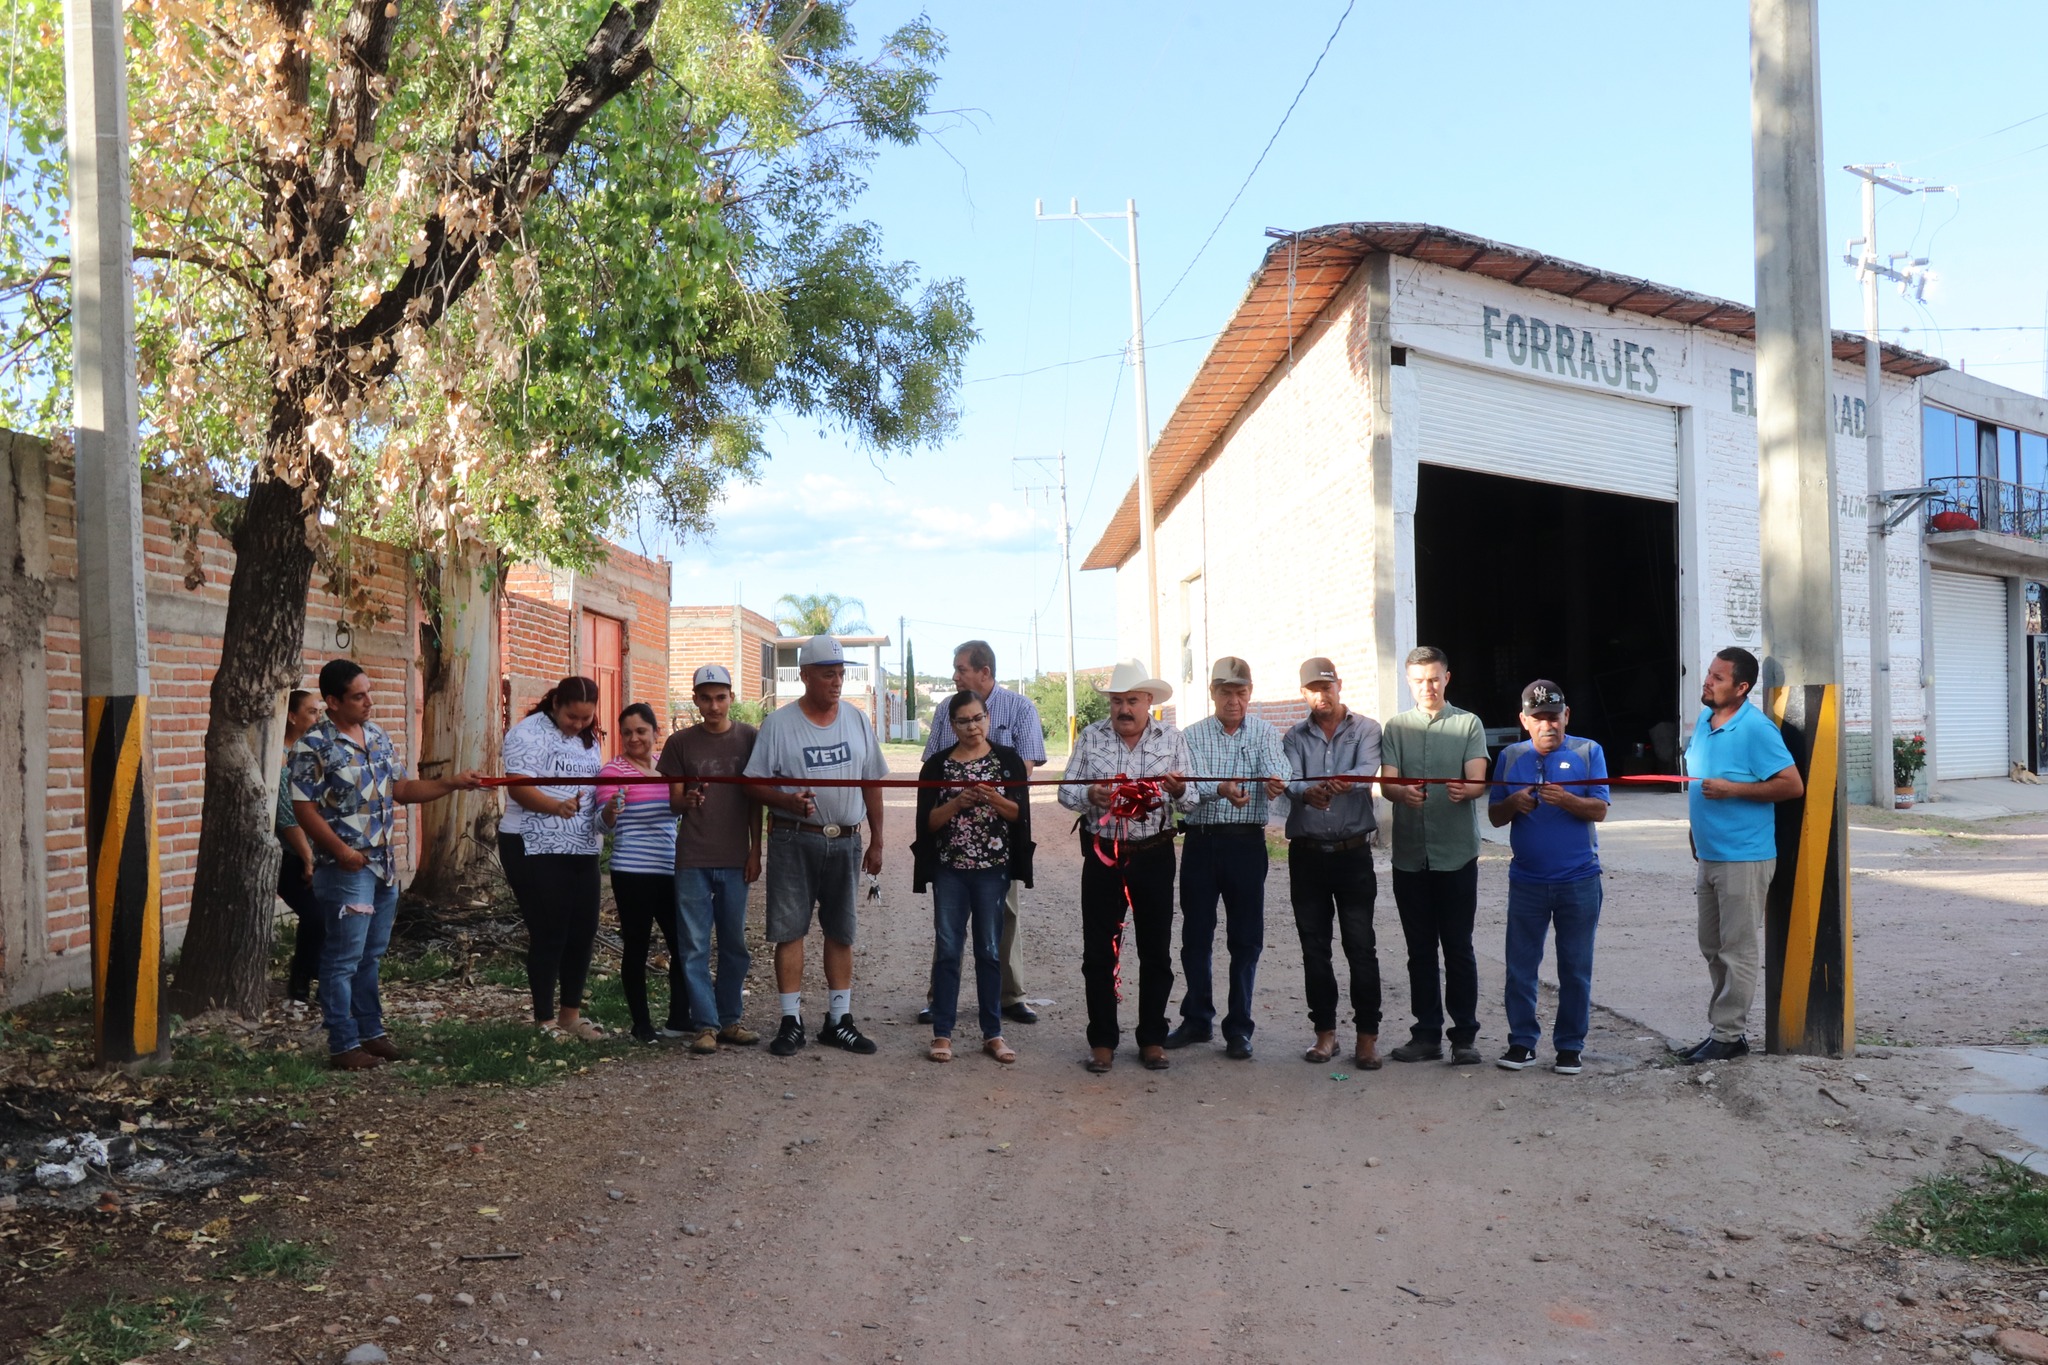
[{"x1": 1082, "y1": 224, "x2": 2047, "y2": 803}]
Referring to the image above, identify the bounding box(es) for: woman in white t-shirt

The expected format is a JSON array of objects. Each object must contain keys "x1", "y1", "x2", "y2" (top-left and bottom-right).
[{"x1": 499, "y1": 676, "x2": 606, "y2": 1039}]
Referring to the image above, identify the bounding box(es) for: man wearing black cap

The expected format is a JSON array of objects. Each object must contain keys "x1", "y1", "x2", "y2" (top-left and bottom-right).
[{"x1": 1488, "y1": 681, "x2": 1609, "y2": 1075}]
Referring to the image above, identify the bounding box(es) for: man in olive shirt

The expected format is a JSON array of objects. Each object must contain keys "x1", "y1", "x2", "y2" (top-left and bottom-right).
[{"x1": 1380, "y1": 646, "x2": 1490, "y2": 1066}]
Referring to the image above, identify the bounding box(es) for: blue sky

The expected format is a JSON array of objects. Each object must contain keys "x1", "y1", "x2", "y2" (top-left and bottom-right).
[{"x1": 632, "y1": 1, "x2": 2048, "y2": 681}]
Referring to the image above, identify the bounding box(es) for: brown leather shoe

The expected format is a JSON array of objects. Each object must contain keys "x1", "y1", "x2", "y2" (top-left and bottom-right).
[
  {"x1": 1354, "y1": 1033, "x2": 1383, "y2": 1071},
  {"x1": 1085, "y1": 1047, "x2": 1113, "y2": 1074},
  {"x1": 329, "y1": 1046, "x2": 385, "y2": 1072},
  {"x1": 1140, "y1": 1045, "x2": 1170, "y2": 1071},
  {"x1": 358, "y1": 1035, "x2": 403, "y2": 1062}
]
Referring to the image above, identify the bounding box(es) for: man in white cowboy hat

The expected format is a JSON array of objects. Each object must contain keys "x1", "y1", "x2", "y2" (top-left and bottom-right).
[
  {"x1": 1057, "y1": 658, "x2": 1195, "y2": 1074},
  {"x1": 743, "y1": 635, "x2": 888, "y2": 1059}
]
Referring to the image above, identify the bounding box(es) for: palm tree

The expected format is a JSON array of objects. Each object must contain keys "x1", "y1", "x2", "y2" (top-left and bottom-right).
[{"x1": 775, "y1": 592, "x2": 869, "y2": 637}]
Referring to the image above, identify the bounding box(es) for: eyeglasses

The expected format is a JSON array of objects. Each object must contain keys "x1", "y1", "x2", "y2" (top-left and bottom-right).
[{"x1": 954, "y1": 713, "x2": 988, "y2": 726}]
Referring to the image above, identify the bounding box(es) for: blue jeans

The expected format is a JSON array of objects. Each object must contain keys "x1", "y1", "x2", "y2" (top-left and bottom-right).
[
  {"x1": 1503, "y1": 874, "x2": 1603, "y2": 1053},
  {"x1": 312, "y1": 864, "x2": 398, "y2": 1056},
  {"x1": 929, "y1": 866, "x2": 1006, "y2": 1040},
  {"x1": 676, "y1": 866, "x2": 751, "y2": 1030},
  {"x1": 1178, "y1": 830, "x2": 1268, "y2": 1041}
]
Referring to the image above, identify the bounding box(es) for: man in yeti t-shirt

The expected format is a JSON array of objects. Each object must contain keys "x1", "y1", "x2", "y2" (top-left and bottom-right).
[{"x1": 743, "y1": 636, "x2": 889, "y2": 1058}]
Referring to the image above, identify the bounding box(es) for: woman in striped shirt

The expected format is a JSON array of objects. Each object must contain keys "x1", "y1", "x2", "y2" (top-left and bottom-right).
[{"x1": 597, "y1": 703, "x2": 685, "y2": 1044}]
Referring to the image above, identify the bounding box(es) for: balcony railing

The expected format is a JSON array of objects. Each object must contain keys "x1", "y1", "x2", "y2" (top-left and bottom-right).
[{"x1": 1927, "y1": 475, "x2": 2048, "y2": 541}]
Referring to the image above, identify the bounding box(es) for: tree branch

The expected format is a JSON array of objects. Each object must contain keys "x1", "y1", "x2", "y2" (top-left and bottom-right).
[
  {"x1": 336, "y1": 0, "x2": 667, "y2": 370},
  {"x1": 307, "y1": 0, "x2": 404, "y2": 262}
]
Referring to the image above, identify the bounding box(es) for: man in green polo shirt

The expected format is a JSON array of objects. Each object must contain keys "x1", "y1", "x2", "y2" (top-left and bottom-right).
[{"x1": 1380, "y1": 646, "x2": 1491, "y2": 1066}]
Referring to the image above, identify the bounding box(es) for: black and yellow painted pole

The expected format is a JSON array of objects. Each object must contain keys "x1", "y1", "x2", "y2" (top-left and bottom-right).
[
  {"x1": 1764, "y1": 685, "x2": 1852, "y2": 1055},
  {"x1": 66, "y1": 0, "x2": 165, "y2": 1061},
  {"x1": 1750, "y1": 0, "x2": 1854, "y2": 1058}
]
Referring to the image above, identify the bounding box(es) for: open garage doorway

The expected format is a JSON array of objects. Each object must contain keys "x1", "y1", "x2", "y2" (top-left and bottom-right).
[{"x1": 1414, "y1": 464, "x2": 1680, "y2": 773}]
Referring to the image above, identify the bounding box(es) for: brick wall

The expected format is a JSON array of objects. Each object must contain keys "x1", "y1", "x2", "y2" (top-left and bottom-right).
[
  {"x1": 667, "y1": 605, "x2": 779, "y2": 721},
  {"x1": 11, "y1": 443, "x2": 418, "y2": 995},
  {"x1": 497, "y1": 551, "x2": 673, "y2": 731}
]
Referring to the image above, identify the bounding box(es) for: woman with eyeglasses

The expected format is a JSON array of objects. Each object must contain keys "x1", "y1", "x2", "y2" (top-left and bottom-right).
[{"x1": 910, "y1": 690, "x2": 1035, "y2": 1064}]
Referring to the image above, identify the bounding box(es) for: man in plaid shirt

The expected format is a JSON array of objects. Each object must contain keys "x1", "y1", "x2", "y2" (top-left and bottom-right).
[
  {"x1": 1167, "y1": 657, "x2": 1289, "y2": 1060},
  {"x1": 1058, "y1": 658, "x2": 1195, "y2": 1073}
]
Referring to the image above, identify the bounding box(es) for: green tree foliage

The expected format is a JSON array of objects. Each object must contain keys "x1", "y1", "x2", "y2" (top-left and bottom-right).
[
  {"x1": 775, "y1": 591, "x2": 867, "y2": 635},
  {"x1": 1023, "y1": 672, "x2": 1106, "y2": 740}
]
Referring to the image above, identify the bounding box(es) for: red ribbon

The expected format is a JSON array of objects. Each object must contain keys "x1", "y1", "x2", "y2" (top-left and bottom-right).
[{"x1": 481, "y1": 772, "x2": 1693, "y2": 789}]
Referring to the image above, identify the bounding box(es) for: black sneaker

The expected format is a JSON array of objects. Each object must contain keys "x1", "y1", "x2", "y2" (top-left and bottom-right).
[
  {"x1": 1497, "y1": 1044, "x2": 1538, "y2": 1071},
  {"x1": 1553, "y1": 1050, "x2": 1584, "y2": 1075},
  {"x1": 1687, "y1": 1036, "x2": 1749, "y2": 1064},
  {"x1": 1163, "y1": 1022, "x2": 1213, "y2": 1050},
  {"x1": 631, "y1": 1023, "x2": 658, "y2": 1045},
  {"x1": 1389, "y1": 1039, "x2": 1444, "y2": 1063},
  {"x1": 817, "y1": 1014, "x2": 878, "y2": 1055},
  {"x1": 769, "y1": 1014, "x2": 807, "y2": 1057},
  {"x1": 916, "y1": 1006, "x2": 933, "y2": 1026},
  {"x1": 1449, "y1": 1043, "x2": 1483, "y2": 1068},
  {"x1": 1224, "y1": 1037, "x2": 1253, "y2": 1061}
]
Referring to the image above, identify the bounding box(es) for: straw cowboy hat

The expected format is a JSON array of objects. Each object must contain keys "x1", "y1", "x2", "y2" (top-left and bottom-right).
[{"x1": 1103, "y1": 657, "x2": 1174, "y2": 705}]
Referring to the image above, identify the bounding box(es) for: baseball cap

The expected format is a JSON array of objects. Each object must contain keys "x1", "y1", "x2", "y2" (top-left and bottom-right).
[
  {"x1": 692, "y1": 663, "x2": 733, "y2": 689},
  {"x1": 1209, "y1": 656, "x2": 1253, "y2": 686},
  {"x1": 1298, "y1": 657, "x2": 1339, "y2": 687},
  {"x1": 797, "y1": 636, "x2": 846, "y2": 667},
  {"x1": 1520, "y1": 679, "x2": 1567, "y2": 714}
]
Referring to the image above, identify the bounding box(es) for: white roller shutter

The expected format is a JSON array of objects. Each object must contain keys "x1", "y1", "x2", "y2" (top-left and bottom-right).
[
  {"x1": 1931, "y1": 569, "x2": 2011, "y2": 780},
  {"x1": 1413, "y1": 354, "x2": 1679, "y2": 501}
]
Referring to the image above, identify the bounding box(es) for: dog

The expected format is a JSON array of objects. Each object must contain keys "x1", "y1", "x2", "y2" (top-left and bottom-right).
[{"x1": 2012, "y1": 761, "x2": 2042, "y2": 785}]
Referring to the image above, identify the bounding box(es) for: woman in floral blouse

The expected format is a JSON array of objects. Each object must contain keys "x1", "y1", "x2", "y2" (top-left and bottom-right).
[
  {"x1": 499, "y1": 677, "x2": 606, "y2": 1039},
  {"x1": 910, "y1": 691, "x2": 1035, "y2": 1064}
]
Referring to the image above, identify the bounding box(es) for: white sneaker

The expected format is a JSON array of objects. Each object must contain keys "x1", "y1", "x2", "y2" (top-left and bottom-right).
[{"x1": 654, "y1": 1025, "x2": 691, "y2": 1039}]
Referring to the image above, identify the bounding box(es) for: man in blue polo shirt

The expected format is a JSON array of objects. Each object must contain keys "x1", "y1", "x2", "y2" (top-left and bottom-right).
[
  {"x1": 1488, "y1": 680, "x2": 1609, "y2": 1076},
  {"x1": 1679, "y1": 646, "x2": 1803, "y2": 1065}
]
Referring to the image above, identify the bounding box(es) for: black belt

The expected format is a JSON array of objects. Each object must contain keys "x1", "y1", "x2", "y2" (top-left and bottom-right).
[
  {"x1": 1182, "y1": 823, "x2": 1266, "y2": 838},
  {"x1": 770, "y1": 817, "x2": 861, "y2": 839},
  {"x1": 1294, "y1": 831, "x2": 1372, "y2": 855},
  {"x1": 1087, "y1": 826, "x2": 1177, "y2": 855}
]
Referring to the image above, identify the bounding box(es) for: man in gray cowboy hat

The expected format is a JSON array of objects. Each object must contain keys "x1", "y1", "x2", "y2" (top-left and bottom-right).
[{"x1": 1058, "y1": 658, "x2": 1195, "y2": 1074}]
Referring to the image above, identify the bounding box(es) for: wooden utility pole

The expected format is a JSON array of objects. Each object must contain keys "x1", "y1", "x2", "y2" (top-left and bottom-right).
[
  {"x1": 1750, "y1": 0, "x2": 1852, "y2": 1057},
  {"x1": 64, "y1": 0, "x2": 163, "y2": 1061}
]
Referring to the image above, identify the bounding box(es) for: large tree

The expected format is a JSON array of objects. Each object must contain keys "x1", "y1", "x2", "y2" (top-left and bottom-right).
[{"x1": 3, "y1": 0, "x2": 973, "y2": 1013}]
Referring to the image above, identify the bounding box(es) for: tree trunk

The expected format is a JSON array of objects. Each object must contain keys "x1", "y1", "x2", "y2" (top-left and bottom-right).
[
  {"x1": 409, "y1": 546, "x2": 503, "y2": 902},
  {"x1": 169, "y1": 473, "x2": 316, "y2": 1016}
]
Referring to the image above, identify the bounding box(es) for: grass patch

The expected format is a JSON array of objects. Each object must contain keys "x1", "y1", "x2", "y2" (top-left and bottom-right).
[
  {"x1": 1875, "y1": 1158, "x2": 2048, "y2": 1265},
  {"x1": 160, "y1": 1033, "x2": 343, "y2": 1100},
  {"x1": 383, "y1": 948, "x2": 460, "y2": 984},
  {"x1": 226, "y1": 1233, "x2": 330, "y2": 1282},
  {"x1": 1857, "y1": 1030, "x2": 1918, "y2": 1048},
  {"x1": 410, "y1": 1015, "x2": 629, "y2": 1088},
  {"x1": 23, "y1": 1291, "x2": 212, "y2": 1365},
  {"x1": 2012, "y1": 1026, "x2": 2048, "y2": 1046},
  {"x1": 0, "y1": 1008, "x2": 58, "y2": 1055},
  {"x1": 476, "y1": 955, "x2": 528, "y2": 989}
]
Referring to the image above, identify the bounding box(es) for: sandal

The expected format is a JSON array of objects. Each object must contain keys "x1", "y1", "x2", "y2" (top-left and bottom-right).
[
  {"x1": 563, "y1": 1017, "x2": 607, "y2": 1042},
  {"x1": 536, "y1": 1020, "x2": 568, "y2": 1040},
  {"x1": 928, "y1": 1037, "x2": 954, "y2": 1063},
  {"x1": 983, "y1": 1037, "x2": 1017, "y2": 1065},
  {"x1": 1303, "y1": 1034, "x2": 1340, "y2": 1064}
]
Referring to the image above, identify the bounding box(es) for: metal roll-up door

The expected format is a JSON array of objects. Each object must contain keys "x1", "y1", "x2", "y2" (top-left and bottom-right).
[
  {"x1": 1413, "y1": 354, "x2": 1679, "y2": 501},
  {"x1": 1931, "y1": 569, "x2": 2011, "y2": 779}
]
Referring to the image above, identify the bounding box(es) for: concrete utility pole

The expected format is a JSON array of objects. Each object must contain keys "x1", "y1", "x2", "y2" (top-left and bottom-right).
[
  {"x1": 64, "y1": 0, "x2": 163, "y2": 1062},
  {"x1": 1842, "y1": 164, "x2": 1947, "y2": 811},
  {"x1": 1036, "y1": 198, "x2": 1160, "y2": 678},
  {"x1": 1750, "y1": 0, "x2": 1851, "y2": 1058}
]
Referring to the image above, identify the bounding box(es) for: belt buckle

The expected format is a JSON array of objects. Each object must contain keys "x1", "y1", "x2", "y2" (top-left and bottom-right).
[{"x1": 821, "y1": 823, "x2": 844, "y2": 839}]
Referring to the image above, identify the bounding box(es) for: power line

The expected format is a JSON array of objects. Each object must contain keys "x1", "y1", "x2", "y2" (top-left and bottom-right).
[
  {"x1": 1073, "y1": 358, "x2": 1126, "y2": 532},
  {"x1": 1144, "y1": 0, "x2": 1355, "y2": 325}
]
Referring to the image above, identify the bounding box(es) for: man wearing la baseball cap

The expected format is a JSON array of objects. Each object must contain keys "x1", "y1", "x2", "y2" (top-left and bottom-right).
[
  {"x1": 657, "y1": 662, "x2": 765, "y2": 1053},
  {"x1": 1486, "y1": 680, "x2": 1610, "y2": 1076}
]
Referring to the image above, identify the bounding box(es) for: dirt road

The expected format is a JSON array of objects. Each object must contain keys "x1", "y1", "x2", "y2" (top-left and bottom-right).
[{"x1": 316, "y1": 768, "x2": 2040, "y2": 1365}]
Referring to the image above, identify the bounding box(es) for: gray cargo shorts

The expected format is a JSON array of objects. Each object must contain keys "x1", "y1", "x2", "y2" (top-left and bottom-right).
[{"x1": 764, "y1": 823, "x2": 862, "y2": 946}]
